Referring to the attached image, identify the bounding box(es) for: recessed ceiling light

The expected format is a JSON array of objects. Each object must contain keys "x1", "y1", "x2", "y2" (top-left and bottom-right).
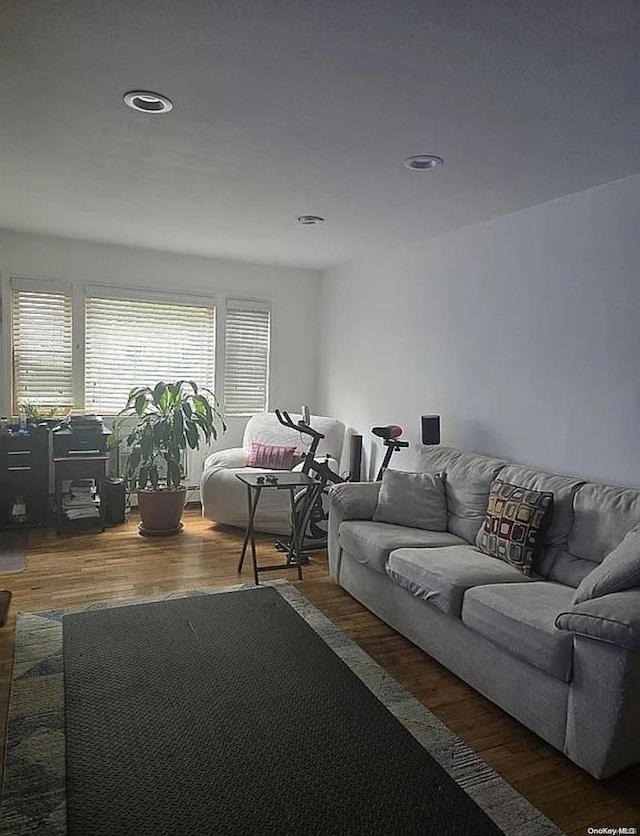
[
  {"x1": 297, "y1": 215, "x2": 325, "y2": 226},
  {"x1": 403, "y1": 154, "x2": 444, "y2": 171},
  {"x1": 123, "y1": 90, "x2": 173, "y2": 114}
]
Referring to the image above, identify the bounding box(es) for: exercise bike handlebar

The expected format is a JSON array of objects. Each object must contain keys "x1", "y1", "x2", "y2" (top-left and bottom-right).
[
  {"x1": 275, "y1": 408, "x2": 325, "y2": 441},
  {"x1": 386, "y1": 438, "x2": 410, "y2": 449}
]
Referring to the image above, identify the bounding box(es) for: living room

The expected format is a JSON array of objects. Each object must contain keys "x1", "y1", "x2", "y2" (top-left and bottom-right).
[{"x1": 1, "y1": 1, "x2": 640, "y2": 834}]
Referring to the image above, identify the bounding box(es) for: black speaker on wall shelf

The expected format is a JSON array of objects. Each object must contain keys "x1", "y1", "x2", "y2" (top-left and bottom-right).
[
  {"x1": 421, "y1": 415, "x2": 441, "y2": 446},
  {"x1": 348, "y1": 434, "x2": 362, "y2": 482}
]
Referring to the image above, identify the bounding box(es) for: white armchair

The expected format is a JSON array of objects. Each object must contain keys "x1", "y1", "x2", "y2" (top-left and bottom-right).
[{"x1": 200, "y1": 412, "x2": 347, "y2": 534}]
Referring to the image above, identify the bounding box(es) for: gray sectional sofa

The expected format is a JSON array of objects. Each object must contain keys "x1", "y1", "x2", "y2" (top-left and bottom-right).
[{"x1": 327, "y1": 445, "x2": 640, "y2": 779}]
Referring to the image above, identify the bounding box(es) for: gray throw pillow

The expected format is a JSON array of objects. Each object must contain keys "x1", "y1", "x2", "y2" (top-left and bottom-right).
[
  {"x1": 573, "y1": 524, "x2": 640, "y2": 605},
  {"x1": 372, "y1": 469, "x2": 447, "y2": 531}
]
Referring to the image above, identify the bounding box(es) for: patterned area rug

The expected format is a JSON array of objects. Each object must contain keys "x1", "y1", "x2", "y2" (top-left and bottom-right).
[{"x1": 0, "y1": 582, "x2": 563, "y2": 835}]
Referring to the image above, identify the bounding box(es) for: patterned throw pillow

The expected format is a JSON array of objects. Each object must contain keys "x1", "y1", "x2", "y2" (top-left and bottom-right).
[
  {"x1": 476, "y1": 479, "x2": 553, "y2": 575},
  {"x1": 247, "y1": 443, "x2": 297, "y2": 470}
]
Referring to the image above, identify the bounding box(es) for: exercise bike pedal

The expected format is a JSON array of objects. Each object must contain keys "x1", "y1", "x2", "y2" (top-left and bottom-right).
[{"x1": 274, "y1": 539, "x2": 310, "y2": 564}]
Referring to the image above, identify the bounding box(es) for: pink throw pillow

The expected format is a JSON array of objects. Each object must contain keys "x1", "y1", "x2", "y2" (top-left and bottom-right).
[{"x1": 248, "y1": 443, "x2": 297, "y2": 470}]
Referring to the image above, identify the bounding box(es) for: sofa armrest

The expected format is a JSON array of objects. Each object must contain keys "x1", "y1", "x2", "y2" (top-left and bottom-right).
[
  {"x1": 327, "y1": 482, "x2": 381, "y2": 580},
  {"x1": 202, "y1": 448, "x2": 249, "y2": 473},
  {"x1": 328, "y1": 481, "x2": 381, "y2": 520},
  {"x1": 555, "y1": 589, "x2": 640, "y2": 652}
]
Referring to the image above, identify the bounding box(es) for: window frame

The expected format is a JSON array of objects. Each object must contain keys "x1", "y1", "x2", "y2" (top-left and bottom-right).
[{"x1": 1, "y1": 274, "x2": 273, "y2": 419}]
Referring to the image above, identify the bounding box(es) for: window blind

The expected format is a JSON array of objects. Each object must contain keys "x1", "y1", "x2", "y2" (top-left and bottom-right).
[
  {"x1": 11, "y1": 288, "x2": 74, "y2": 412},
  {"x1": 224, "y1": 302, "x2": 271, "y2": 415},
  {"x1": 85, "y1": 296, "x2": 215, "y2": 414}
]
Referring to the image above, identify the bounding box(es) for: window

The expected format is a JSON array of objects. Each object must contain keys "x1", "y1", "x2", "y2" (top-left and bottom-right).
[
  {"x1": 223, "y1": 300, "x2": 271, "y2": 415},
  {"x1": 85, "y1": 294, "x2": 215, "y2": 413},
  {"x1": 11, "y1": 285, "x2": 74, "y2": 413},
  {"x1": 3, "y1": 278, "x2": 271, "y2": 419}
]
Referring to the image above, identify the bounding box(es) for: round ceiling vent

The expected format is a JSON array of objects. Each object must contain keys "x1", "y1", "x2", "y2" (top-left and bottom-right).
[
  {"x1": 123, "y1": 91, "x2": 173, "y2": 114},
  {"x1": 403, "y1": 154, "x2": 444, "y2": 171},
  {"x1": 297, "y1": 215, "x2": 325, "y2": 226}
]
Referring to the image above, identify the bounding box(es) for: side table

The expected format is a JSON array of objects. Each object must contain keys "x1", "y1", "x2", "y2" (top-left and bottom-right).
[
  {"x1": 54, "y1": 455, "x2": 110, "y2": 534},
  {"x1": 236, "y1": 472, "x2": 317, "y2": 584}
]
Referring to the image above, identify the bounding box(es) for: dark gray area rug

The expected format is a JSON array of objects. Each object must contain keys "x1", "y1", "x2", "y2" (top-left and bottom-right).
[{"x1": 0, "y1": 582, "x2": 563, "y2": 836}]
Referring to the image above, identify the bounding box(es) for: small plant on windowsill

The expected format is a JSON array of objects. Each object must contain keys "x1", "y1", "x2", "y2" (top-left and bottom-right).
[
  {"x1": 19, "y1": 402, "x2": 67, "y2": 425},
  {"x1": 109, "y1": 381, "x2": 226, "y2": 536}
]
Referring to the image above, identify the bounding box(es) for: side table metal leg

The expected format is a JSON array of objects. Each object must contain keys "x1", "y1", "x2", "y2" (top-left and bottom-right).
[
  {"x1": 55, "y1": 474, "x2": 62, "y2": 535},
  {"x1": 238, "y1": 486, "x2": 256, "y2": 572},
  {"x1": 289, "y1": 485, "x2": 313, "y2": 580},
  {"x1": 250, "y1": 524, "x2": 259, "y2": 585},
  {"x1": 238, "y1": 487, "x2": 262, "y2": 585},
  {"x1": 285, "y1": 487, "x2": 302, "y2": 579}
]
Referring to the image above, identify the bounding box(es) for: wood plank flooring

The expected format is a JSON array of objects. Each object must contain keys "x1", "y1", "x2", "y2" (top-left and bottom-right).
[{"x1": 1, "y1": 509, "x2": 638, "y2": 835}]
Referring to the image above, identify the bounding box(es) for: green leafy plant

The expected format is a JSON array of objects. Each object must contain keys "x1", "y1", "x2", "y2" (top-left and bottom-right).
[
  {"x1": 19, "y1": 402, "x2": 65, "y2": 421},
  {"x1": 109, "y1": 381, "x2": 226, "y2": 491}
]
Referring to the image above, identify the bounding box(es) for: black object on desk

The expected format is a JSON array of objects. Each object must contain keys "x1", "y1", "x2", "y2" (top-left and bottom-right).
[{"x1": 236, "y1": 471, "x2": 317, "y2": 584}]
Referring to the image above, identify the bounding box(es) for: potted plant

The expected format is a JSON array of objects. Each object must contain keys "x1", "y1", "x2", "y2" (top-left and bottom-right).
[
  {"x1": 19, "y1": 402, "x2": 67, "y2": 426},
  {"x1": 110, "y1": 381, "x2": 226, "y2": 536}
]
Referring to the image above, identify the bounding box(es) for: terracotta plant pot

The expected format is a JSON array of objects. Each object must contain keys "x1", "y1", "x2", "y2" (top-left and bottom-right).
[{"x1": 137, "y1": 486, "x2": 187, "y2": 536}]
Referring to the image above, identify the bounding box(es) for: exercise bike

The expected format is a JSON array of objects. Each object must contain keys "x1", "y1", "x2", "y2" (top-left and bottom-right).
[
  {"x1": 273, "y1": 409, "x2": 408, "y2": 562},
  {"x1": 372, "y1": 424, "x2": 409, "y2": 480}
]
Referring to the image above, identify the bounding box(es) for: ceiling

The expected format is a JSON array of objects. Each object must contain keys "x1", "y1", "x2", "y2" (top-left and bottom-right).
[{"x1": 1, "y1": 0, "x2": 639, "y2": 269}]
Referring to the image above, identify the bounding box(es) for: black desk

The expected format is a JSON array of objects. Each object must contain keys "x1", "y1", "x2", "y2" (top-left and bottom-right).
[{"x1": 236, "y1": 472, "x2": 316, "y2": 584}]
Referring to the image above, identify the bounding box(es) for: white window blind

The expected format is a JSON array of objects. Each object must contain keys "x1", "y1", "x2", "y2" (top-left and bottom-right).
[
  {"x1": 85, "y1": 295, "x2": 215, "y2": 413},
  {"x1": 11, "y1": 288, "x2": 74, "y2": 412},
  {"x1": 224, "y1": 302, "x2": 271, "y2": 415}
]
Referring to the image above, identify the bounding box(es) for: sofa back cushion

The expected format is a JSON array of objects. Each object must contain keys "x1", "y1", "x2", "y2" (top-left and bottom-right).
[
  {"x1": 242, "y1": 412, "x2": 346, "y2": 464},
  {"x1": 372, "y1": 469, "x2": 447, "y2": 531},
  {"x1": 569, "y1": 484, "x2": 640, "y2": 563},
  {"x1": 416, "y1": 447, "x2": 640, "y2": 589},
  {"x1": 545, "y1": 483, "x2": 640, "y2": 588},
  {"x1": 495, "y1": 464, "x2": 584, "y2": 548},
  {"x1": 572, "y1": 523, "x2": 640, "y2": 604},
  {"x1": 493, "y1": 464, "x2": 585, "y2": 585},
  {"x1": 415, "y1": 445, "x2": 508, "y2": 543}
]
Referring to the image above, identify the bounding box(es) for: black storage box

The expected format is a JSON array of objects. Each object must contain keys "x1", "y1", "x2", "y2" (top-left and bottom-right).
[{"x1": 103, "y1": 477, "x2": 126, "y2": 525}]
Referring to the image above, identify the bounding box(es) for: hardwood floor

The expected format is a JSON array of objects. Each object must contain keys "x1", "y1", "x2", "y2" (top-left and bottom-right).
[{"x1": 1, "y1": 509, "x2": 638, "y2": 834}]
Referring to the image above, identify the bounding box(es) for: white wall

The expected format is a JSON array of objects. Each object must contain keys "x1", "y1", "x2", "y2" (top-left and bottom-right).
[
  {"x1": 318, "y1": 173, "x2": 640, "y2": 487},
  {"x1": 0, "y1": 230, "x2": 321, "y2": 462}
]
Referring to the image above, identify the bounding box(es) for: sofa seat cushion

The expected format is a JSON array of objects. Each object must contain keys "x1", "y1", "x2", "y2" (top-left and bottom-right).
[
  {"x1": 338, "y1": 521, "x2": 465, "y2": 574},
  {"x1": 385, "y1": 545, "x2": 531, "y2": 617},
  {"x1": 462, "y1": 582, "x2": 575, "y2": 682}
]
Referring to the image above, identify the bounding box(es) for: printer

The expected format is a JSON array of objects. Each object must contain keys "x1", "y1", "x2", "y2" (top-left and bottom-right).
[{"x1": 52, "y1": 413, "x2": 111, "y2": 456}]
